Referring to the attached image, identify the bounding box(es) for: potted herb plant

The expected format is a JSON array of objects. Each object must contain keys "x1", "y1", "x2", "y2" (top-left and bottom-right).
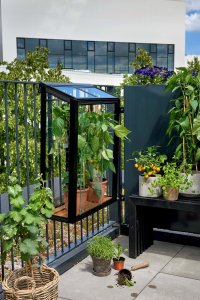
[
  {"x1": 132, "y1": 146, "x2": 167, "y2": 197},
  {"x1": 87, "y1": 235, "x2": 115, "y2": 277},
  {"x1": 166, "y1": 67, "x2": 200, "y2": 196},
  {"x1": 113, "y1": 242, "x2": 127, "y2": 270},
  {"x1": 151, "y1": 162, "x2": 191, "y2": 200},
  {"x1": 0, "y1": 174, "x2": 59, "y2": 300}
]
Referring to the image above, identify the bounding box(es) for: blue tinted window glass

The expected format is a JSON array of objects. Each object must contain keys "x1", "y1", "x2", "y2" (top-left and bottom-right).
[
  {"x1": 17, "y1": 48, "x2": 25, "y2": 60},
  {"x1": 151, "y1": 53, "x2": 157, "y2": 66},
  {"x1": 88, "y1": 51, "x2": 94, "y2": 71},
  {"x1": 80, "y1": 87, "x2": 115, "y2": 98},
  {"x1": 108, "y1": 42, "x2": 114, "y2": 52},
  {"x1": 72, "y1": 41, "x2": 87, "y2": 55},
  {"x1": 108, "y1": 52, "x2": 114, "y2": 73},
  {"x1": 115, "y1": 56, "x2": 128, "y2": 73},
  {"x1": 48, "y1": 40, "x2": 64, "y2": 54},
  {"x1": 95, "y1": 42, "x2": 107, "y2": 55},
  {"x1": 88, "y1": 41, "x2": 94, "y2": 51},
  {"x1": 49, "y1": 55, "x2": 64, "y2": 67},
  {"x1": 65, "y1": 40, "x2": 72, "y2": 50},
  {"x1": 95, "y1": 55, "x2": 107, "y2": 72},
  {"x1": 129, "y1": 53, "x2": 135, "y2": 73},
  {"x1": 73, "y1": 56, "x2": 87, "y2": 69},
  {"x1": 40, "y1": 39, "x2": 47, "y2": 47},
  {"x1": 115, "y1": 43, "x2": 128, "y2": 56},
  {"x1": 157, "y1": 57, "x2": 168, "y2": 68},
  {"x1": 129, "y1": 43, "x2": 136, "y2": 52},
  {"x1": 136, "y1": 43, "x2": 150, "y2": 52},
  {"x1": 151, "y1": 44, "x2": 157, "y2": 53},
  {"x1": 168, "y1": 54, "x2": 174, "y2": 70},
  {"x1": 26, "y1": 39, "x2": 39, "y2": 52},
  {"x1": 17, "y1": 38, "x2": 25, "y2": 49},
  {"x1": 168, "y1": 44, "x2": 174, "y2": 54},
  {"x1": 157, "y1": 44, "x2": 168, "y2": 57},
  {"x1": 64, "y1": 50, "x2": 72, "y2": 68}
]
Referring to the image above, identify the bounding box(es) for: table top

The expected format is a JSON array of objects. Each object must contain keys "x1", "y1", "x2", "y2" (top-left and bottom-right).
[{"x1": 129, "y1": 194, "x2": 200, "y2": 212}]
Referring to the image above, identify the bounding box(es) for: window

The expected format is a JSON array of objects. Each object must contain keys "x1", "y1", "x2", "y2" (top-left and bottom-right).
[
  {"x1": 17, "y1": 38, "x2": 25, "y2": 49},
  {"x1": 88, "y1": 41, "x2": 94, "y2": 51},
  {"x1": 64, "y1": 40, "x2": 72, "y2": 50},
  {"x1": 129, "y1": 43, "x2": 136, "y2": 52},
  {"x1": 40, "y1": 39, "x2": 47, "y2": 47},
  {"x1": 108, "y1": 42, "x2": 114, "y2": 52}
]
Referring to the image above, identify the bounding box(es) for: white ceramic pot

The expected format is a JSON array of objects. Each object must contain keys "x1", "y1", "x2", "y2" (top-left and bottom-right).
[
  {"x1": 179, "y1": 171, "x2": 200, "y2": 197},
  {"x1": 139, "y1": 175, "x2": 161, "y2": 197}
]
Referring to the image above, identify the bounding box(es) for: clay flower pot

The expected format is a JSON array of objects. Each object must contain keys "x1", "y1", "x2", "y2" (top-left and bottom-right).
[
  {"x1": 64, "y1": 187, "x2": 89, "y2": 215},
  {"x1": 87, "y1": 180, "x2": 107, "y2": 203},
  {"x1": 113, "y1": 257, "x2": 125, "y2": 270}
]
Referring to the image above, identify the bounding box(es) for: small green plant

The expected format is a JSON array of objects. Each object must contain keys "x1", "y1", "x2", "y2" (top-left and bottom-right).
[
  {"x1": 132, "y1": 146, "x2": 167, "y2": 179},
  {"x1": 150, "y1": 162, "x2": 192, "y2": 196},
  {"x1": 0, "y1": 174, "x2": 54, "y2": 265},
  {"x1": 87, "y1": 235, "x2": 115, "y2": 260},
  {"x1": 124, "y1": 278, "x2": 135, "y2": 287},
  {"x1": 113, "y1": 242, "x2": 127, "y2": 261}
]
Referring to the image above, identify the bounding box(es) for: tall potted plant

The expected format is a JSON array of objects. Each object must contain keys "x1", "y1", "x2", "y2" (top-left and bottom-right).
[
  {"x1": 0, "y1": 175, "x2": 59, "y2": 300},
  {"x1": 166, "y1": 67, "x2": 200, "y2": 196}
]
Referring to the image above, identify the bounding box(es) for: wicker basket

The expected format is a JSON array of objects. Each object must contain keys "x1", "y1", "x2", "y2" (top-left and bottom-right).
[{"x1": 2, "y1": 264, "x2": 59, "y2": 300}]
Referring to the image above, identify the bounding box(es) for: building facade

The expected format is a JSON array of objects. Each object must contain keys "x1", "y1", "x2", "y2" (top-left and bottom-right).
[{"x1": 0, "y1": 0, "x2": 185, "y2": 84}]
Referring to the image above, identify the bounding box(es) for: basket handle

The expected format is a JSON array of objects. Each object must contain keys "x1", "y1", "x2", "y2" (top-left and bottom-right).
[{"x1": 14, "y1": 275, "x2": 36, "y2": 291}]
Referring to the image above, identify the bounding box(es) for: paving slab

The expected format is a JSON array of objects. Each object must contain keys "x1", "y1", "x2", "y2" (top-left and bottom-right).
[
  {"x1": 135, "y1": 273, "x2": 200, "y2": 300},
  {"x1": 162, "y1": 245, "x2": 200, "y2": 280}
]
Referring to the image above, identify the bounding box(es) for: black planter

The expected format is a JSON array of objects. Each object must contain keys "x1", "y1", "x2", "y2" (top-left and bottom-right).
[
  {"x1": 118, "y1": 268, "x2": 132, "y2": 285},
  {"x1": 92, "y1": 256, "x2": 111, "y2": 277}
]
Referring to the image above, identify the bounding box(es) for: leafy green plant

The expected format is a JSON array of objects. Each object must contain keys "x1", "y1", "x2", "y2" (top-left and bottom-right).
[
  {"x1": 87, "y1": 235, "x2": 115, "y2": 260},
  {"x1": 150, "y1": 162, "x2": 191, "y2": 196},
  {"x1": 0, "y1": 174, "x2": 54, "y2": 265},
  {"x1": 113, "y1": 242, "x2": 127, "y2": 261},
  {"x1": 132, "y1": 146, "x2": 167, "y2": 179},
  {"x1": 166, "y1": 67, "x2": 200, "y2": 170}
]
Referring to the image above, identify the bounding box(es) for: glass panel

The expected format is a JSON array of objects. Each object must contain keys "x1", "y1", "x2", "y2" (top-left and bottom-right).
[
  {"x1": 108, "y1": 42, "x2": 114, "y2": 52},
  {"x1": 129, "y1": 43, "x2": 136, "y2": 52},
  {"x1": 72, "y1": 41, "x2": 87, "y2": 55},
  {"x1": 136, "y1": 43, "x2": 150, "y2": 52},
  {"x1": 17, "y1": 38, "x2": 25, "y2": 49},
  {"x1": 88, "y1": 41, "x2": 94, "y2": 51},
  {"x1": 157, "y1": 57, "x2": 168, "y2": 68},
  {"x1": 54, "y1": 86, "x2": 115, "y2": 99},
  {"x1": 168, "y1": 54, "x2": 174, "y2": 70},
  {"x1": 80, "y1": 87, "x2": 115, "y2": 98},
  {"x1": 115, "y1": 56, "x2": 128, "y2": 73},
  {"x1": 48, "y1": 39, "x2": 64, "y2": 54},
  {"x1": 64, "y1": 50, "x2": 72, "y2": 68},
  {"x1": 168, "y1": 44, "x2": 174, "y2": 54},
  {"x1": 108, "y1": 52, "x2": 114, "y2": 74},
  {"x1": 157, "y1": 44, "x2": 168, "y2": 57},
  {"x1": 48, "y1": 55, "x2": 64, "y2": 67},
  {"x1": 95, "y1": 42, "x2": 107, "y2": 55},
  {"x1": 88, "y1": 51, "x2": 94, "y2": 71},
  {"x1": 17, "y1": 48, "x2": 25, "y2": 60},
  {"x1": 150, "y1": 44, "x2": 157, "y2": 53},
  {"x1": 95, "y1": 55, "x2": 107, "y2": 72},
  {"x1": 65, "y1": 40, "x2": 72, "y2": 50},
  {"x1": 40, "y1": 39, "x2": 47, "y2": 47},
  {"x1": 72, "y1": 56, "x2": 87, "y2": 70},
  {"x1": 151, "y1": 53, "x2": 157, "y2": 66},
  {"x1": 115, "y1": 42, "x2": 128, "y2": 56},
  {"x1": 25, "y1": 39, "x2": 39, "y2": 52},
  {"x1": 129, "y1": 53, "x2": 135, "y2": 73}
]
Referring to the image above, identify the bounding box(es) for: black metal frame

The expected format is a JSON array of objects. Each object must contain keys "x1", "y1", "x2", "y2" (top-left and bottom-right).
[{"x1": 40, "y1": 82, "x2": 121, "y2": 223}]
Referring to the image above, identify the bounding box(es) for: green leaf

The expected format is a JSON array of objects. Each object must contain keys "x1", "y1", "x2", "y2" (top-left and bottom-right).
[
  {"x1": 114, "y1": 125, "x2": 131, "y2": 140},
  {"x1": 193, "y1": 114, "x2": 200, "y2": 141},
  {"x1": 24, "y1": 212, "x2": 36, "y2": 224},
  {"x1": 9, "y1": 210, "x2": 22, "y2": 222},
  {"x1": 102, "y1": 150, "x2": 109, "y2": 160},
  {"x1": 91, "y1": 136, "x2": 100, "y2": 152},
  {"x1": 8, "y1": 185, "x2": 22, "y2": 198},
  {"x1": 195, "y1": 148, "x2": 200, "y2": 161},
  {"x1": 0, "y1": 213, "x2": 5, "y2": 222},
  {"x1": 190, "y1": 100, "x2": 198, "y2": 112},
  {"x1": 10, "y1": 195, "x2": 25, "y2": 208},
  {"x1": 101, "y1": 124, "x2": 107, "y2": 132},
  {"x1": 78, "y1": 134, "x2": 86, "y2": 149},
  {"x1": 180, "y1": 117, "x2": 189, "y2": 130},
  {"x1": 41, "y1": 207, "x2": 53, "y2": 218},
  {"x1": 52, "y1": 117, "x2": 64, "y2": 136},
  {"x1": 106, "y1": 149, "x2": 113, "y2": 159},
  {"x1": 20, "y1": 239, "x2": 39, "y2": 256}
]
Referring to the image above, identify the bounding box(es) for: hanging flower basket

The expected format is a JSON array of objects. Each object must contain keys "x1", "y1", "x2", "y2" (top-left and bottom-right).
[{"x1": 2, "y1": 264, "x2": 59, "y2": 300}]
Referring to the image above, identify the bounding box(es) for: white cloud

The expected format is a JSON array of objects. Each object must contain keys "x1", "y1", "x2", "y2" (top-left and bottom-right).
[
  {"x1": 186, "y1": 0, "x2": 200, "y2": 13},
  {"x1": 186, "y1": 12, "x2": 200, "y2": 31}
]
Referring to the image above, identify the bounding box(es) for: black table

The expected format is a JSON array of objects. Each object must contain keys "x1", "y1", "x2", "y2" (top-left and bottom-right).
[{"x1": 129, "y1": 194, "x2": 200, "y2": 258}]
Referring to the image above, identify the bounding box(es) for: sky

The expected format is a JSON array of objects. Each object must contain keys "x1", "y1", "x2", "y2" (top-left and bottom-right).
[{"x1": 185, "y1": 0, "x2": 200, "y2": 55}]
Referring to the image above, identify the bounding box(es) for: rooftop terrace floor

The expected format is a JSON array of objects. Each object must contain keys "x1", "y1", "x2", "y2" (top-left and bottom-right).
[{"x1": 58, "y1": 235, "x2": 200, "y2": 300}]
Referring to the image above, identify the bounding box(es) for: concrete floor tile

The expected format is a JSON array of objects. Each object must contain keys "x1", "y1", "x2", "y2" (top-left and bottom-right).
[
  {"x1": 135, "y1": 273, "x2": 200, "y2": 300},
  {"x1": 162, "y1": 245, "x2": 200, "y2": 280}
]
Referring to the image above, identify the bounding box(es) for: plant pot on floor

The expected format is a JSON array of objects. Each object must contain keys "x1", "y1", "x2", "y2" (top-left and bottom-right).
[
  {"x1": 92, "y1": 256, "x2": 112, "y2": 276},
  {"x1": 2, "y1": 264, "x2": 59, "y2": 300},
  {"x1": 87, "y1": 180, "x2": 107, "y2": 203},
  {"x1": 139, "y1": 175, "x2": 161, "y2": 197},
  {"x1": 179, "y1": 171, "x2": 200, "y2": 197},
  {"x1": 113, "y1": 257, "x2": 125, "y2": 270},
  {"x1": 64, "y1": 187, "x2": 89, "y2": 215},
  {"x1": 163, "y1": 187, "x2": 179, "y2": 201},
  {"x1": 118, "y1": 269, "x2": 132, "y2": 286}
]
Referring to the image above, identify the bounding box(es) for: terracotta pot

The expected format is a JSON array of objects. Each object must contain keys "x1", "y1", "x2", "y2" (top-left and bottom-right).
[
  {"x1": 139, "y1": 175, "x2": 161, "y2": 198},
  {"x1": 92, "y1": 256, "x2": 111, "y2": 277},
  {"x1": 163, "y1": 187, "x2": 179, "y2": 201},
  {"x1": 64, "y1": 187, "x2": 89, "y2": 215},
  {"x1": 87, "y1": 180, "x2": 107, "y2": 203},
  {"x1": 113, "y1": 257, "x2": 125, "y2": 270}
]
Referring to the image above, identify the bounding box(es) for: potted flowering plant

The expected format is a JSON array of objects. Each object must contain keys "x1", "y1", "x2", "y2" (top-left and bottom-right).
[{"x1": 132, "y1": 146, "x2": 167, "y2": 197}]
